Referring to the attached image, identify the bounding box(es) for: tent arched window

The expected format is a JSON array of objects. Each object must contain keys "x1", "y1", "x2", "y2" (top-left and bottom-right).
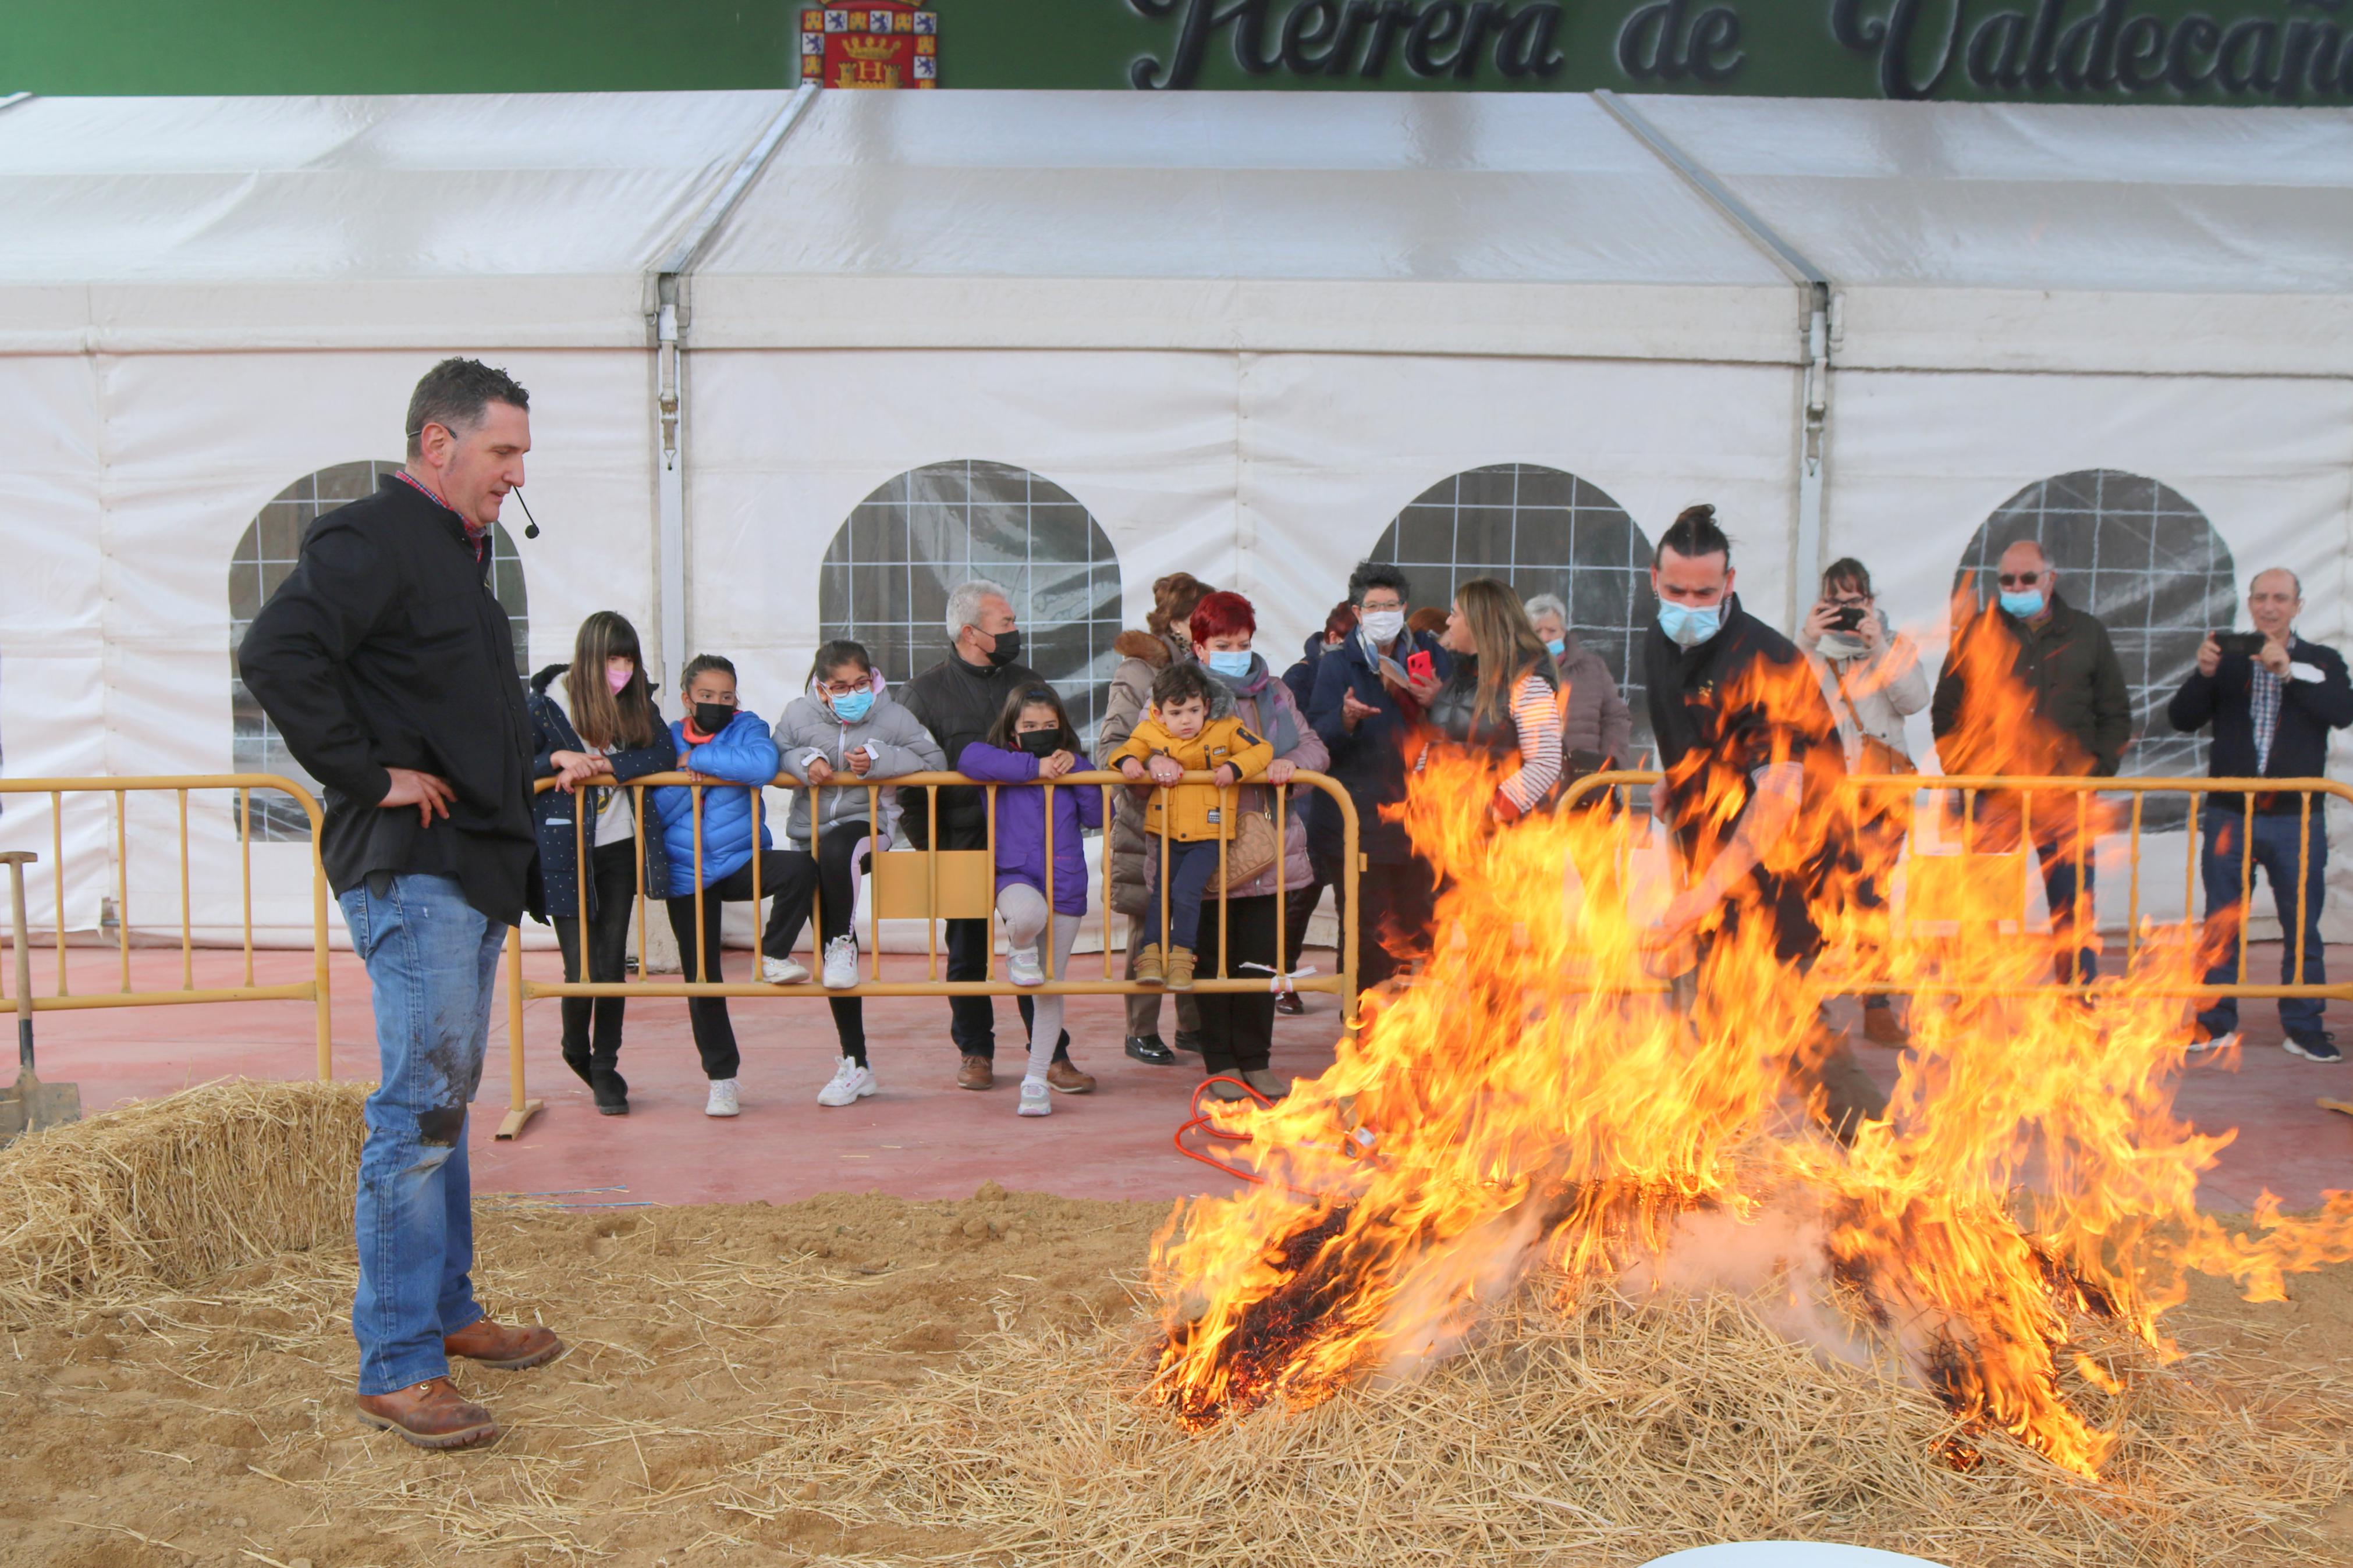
[
  {"x1": 819, "y1": 461, "x2": 1123, "y2": 740},
  {"x1": 1954, "y1": 468, "x2": 2235, "y2": 828},
  {"x1": 229, "y1": 460, "x2": 529, "y2": 841},
  {"x1": 1368, "y1": 463, "x2": 1657, "y2": 749}
]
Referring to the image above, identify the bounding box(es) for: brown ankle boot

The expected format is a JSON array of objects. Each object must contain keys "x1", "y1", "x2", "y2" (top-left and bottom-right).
[
  {"x1": 355, "y1": 1377, "x2": 501, "y2": 1450},
  {"x1": 1164, "y1": 946, "x2": 1198, "y2": 991},
  {"x1": 1134, "y1": 943, "x2": 1165, "y2": 985},
  {"x1": 443, "y1": 1317, "x2": 565, "y2": 1371}
]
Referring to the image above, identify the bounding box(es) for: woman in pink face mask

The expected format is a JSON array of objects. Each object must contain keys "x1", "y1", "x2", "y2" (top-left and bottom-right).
[{"x1": 525, "y1": 611, "x2": 678, "y2": 1114}]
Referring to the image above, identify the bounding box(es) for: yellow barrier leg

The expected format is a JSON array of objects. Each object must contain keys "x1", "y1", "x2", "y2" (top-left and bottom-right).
[{"x1": 496, "y1": 924, "x2": 542, "y2": 1140}]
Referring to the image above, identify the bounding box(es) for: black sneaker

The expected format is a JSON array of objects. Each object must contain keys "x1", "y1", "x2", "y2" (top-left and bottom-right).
[
  {"x1": 2285, "y1": 1032, "x2": 2343, "y2": 1064},
  {"x1": 1173, "y1": 1030, "x2": 1202, "y2": 1055},
  {"x1": 1124, "y1": 1034, "x2": 1175, "y2": 1066}
]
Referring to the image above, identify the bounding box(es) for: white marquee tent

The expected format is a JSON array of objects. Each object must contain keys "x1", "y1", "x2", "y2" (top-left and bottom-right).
[{"x1": 2, "y1": 87, "x2": 2348, "y2": 944}]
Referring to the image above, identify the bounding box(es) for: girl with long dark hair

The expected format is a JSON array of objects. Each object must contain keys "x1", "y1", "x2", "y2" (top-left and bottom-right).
[{"x1": 526, "y1": 610, "x2": 676, "y2": 1114}]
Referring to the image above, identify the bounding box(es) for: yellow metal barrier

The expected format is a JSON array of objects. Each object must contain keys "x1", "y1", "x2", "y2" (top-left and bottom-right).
[
  {"x1": 1558, "y1": 769, "x2": 2352, "y2": 1004},
  {"x1": 501, "y1": 768, "x2": 1361, "y2": 1140},
  {"x1": 0, "y1": 774, "x2": 336, "y2": 1077}
]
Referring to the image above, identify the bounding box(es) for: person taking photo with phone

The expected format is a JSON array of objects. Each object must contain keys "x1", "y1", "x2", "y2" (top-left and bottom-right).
[
  {"x1": 1797, "y1": 558, "x2": 1928, "y2": 1048},
  {"x1": 2169, "y1": 568, "x2": 2353, "y2": 1061}
]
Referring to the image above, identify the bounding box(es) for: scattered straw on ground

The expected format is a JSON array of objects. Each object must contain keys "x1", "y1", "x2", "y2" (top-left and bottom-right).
[{"x1": 0, "y1": 1081, "x2": 2347, "y2": 1567}]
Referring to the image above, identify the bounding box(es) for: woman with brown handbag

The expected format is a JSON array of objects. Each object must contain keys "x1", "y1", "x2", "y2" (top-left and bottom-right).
[
  {"x1": 1184, "y1": 591, "x2": 1329, "y2": 1102},
  {"x1": 1800, "y1": 557, "x2": 1929, "y2": 1048}
]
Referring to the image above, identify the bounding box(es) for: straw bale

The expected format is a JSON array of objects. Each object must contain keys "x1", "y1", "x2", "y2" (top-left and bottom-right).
[{"x1": 0, "y1": 1077, "x2": 365, "y2": 1323}]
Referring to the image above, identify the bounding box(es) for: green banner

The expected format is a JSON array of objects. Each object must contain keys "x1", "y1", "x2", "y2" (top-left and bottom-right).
[{"x1": 4, "y1": 0, "x2": 2348, "y2": 103}]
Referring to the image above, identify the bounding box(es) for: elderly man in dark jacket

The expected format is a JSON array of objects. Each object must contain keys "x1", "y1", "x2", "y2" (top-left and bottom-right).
[
  {"x1": 897, "y1": 578, "x2": 1089, "y2": 1094},
  {"x1": 2169, "y1": 567, "x2": 2353, "y2": 1061},
  {"x1": 239, "y1": 358, "x2": 560, "y2": 1452},
  {"x1": 1308, "y1": 561, "x2": 1450, "y2": 994},
  {"x1": 1931, "y1": 538, "x2": 2131, "y2": 983}
]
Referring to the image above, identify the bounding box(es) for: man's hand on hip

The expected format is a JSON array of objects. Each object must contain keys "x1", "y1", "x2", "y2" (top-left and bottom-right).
[{"x1": 380, "y1": 768, "x2": 455, "y2": 827}]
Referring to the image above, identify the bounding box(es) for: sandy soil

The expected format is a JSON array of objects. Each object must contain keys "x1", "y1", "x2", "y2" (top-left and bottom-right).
[
  {"x1": 0, "y1": 1185, "x2": 1164, "y2": 1566},
  {"x1": 2, "y1": 1189, "x2": 2347, "y2": 1568}
]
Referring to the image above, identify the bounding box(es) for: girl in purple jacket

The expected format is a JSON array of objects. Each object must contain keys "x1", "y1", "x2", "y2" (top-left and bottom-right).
[{"x1": 959, "y1": 685, "x2": 1104, "y2": 1118}]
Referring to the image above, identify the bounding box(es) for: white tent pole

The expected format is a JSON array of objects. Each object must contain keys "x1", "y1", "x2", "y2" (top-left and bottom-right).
[
  {"x1": 648, "y1": 84, "x2": 819, "y2": 686},
  {"x1": 1593, "y1": 91, "x2": 1836, "y2": 628}
]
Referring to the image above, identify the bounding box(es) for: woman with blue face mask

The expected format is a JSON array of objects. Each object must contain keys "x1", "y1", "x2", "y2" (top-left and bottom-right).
[
  {"x1": 1523, "y1": 592, "x2": 1634, "y2": 776},
  {"x1": 1187, "y1": 591, "x2": 1330, "y2": 1095},
  {"x1": 768, "y1": 640, "x2": 945, "y2": 1108}
]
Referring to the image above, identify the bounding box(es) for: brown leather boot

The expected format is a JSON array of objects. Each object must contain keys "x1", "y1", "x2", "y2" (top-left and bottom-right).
[
  {"x1": 355, "y1": 1377, "x2": 500, "y2": 1450},
  {"x1": 957, "y1": 1054, "x2": 995, "y2": 1090},
  {"x1": 444, "y1": 1316, "x2": 565, "y2": 1371},
  {"x1": 1045, "y1": 1059, "x2": 1095, "y2": 1095},
  {"x1": 1133, "y1": 943, "x2": 1165, "y2": 985},
  {"x1": 1163, "y1": 946, "x2": 1198, "y2": 991}
]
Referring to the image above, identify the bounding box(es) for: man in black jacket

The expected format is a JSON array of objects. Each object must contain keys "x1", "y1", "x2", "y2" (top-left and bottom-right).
[
  {"x1": 1930, "y1": 538, "x2": 2131, "y2": 983},
  {"x1": 2168, "y1": 567, "x2": 2353, "y2": 1062},
  {"x1": 240, "y1": 358, "x2": 559, "y2": 1450},
  {"x1": 1641, "y1": 506, "x2": 1886, "y2": 1142},
  {"x1": 896, "y1": 578, "x2": 1090, "y2": 1094}
]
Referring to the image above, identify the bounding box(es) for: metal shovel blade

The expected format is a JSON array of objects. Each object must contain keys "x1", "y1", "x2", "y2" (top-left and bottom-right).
[{"x1": 0, "y1": 1064, "x2": 81, "y2": 1144}]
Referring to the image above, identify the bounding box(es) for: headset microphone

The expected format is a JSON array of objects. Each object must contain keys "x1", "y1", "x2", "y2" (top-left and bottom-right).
[{"x1": 513, "y1": 486, "x2": 542, "y2": 540}]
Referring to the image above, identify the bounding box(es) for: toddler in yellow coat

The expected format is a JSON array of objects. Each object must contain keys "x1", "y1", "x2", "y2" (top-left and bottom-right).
[{"x1": 1110, "y1": 662, "x2": 1275, "y2": 990}]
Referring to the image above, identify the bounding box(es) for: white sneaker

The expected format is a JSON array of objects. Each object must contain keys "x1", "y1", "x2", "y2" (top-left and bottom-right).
[
  {"x1": 760, "y1": 955, "x2": 810, "y2": 986},
  {"x1": 1017, "y1": 1077, "x2": 1052, "y2": 1117},
  {"x1": 821, "y1": 934, "x2": 860, "y2": 990},
  {"x1": 2187, "y1": 1028, "x2": 2239, "y2": 1055},
  {"x1": 1007, "y1": 946, "x2": 1045, "y2": 987},
  {"x1": 704, "y1": 1078, "x2": 741, "y2": 1117},
  {"x1": 817, "y1": 1055, "x2": 877, "y2": 1107}
]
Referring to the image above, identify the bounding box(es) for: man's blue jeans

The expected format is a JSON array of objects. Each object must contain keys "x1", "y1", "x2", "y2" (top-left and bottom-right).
[
  {"x1": 2198, "y1": 810, "x2": 2329, "y2": 1038},
  {"x1": 336, "y1": 872, "x2": 507, "y2": 1395}
]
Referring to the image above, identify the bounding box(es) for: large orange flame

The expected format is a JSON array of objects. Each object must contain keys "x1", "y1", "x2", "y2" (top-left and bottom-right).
[{"x1": 1150, "y1": 621, "x2": 2353, "y2": 1477}]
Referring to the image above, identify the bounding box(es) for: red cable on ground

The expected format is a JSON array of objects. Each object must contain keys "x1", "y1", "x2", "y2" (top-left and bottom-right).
[{"x1": 1173, "y1": 1076, "x2": 1275, "y2": 1185}]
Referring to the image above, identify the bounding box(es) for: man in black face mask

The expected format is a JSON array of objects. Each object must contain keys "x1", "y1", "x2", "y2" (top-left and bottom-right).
[{"x1": 897, "y1": 579, "x2": 1093, "y2": 1094}]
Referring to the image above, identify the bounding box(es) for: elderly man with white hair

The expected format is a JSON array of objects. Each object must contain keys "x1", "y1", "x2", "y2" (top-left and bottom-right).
[
  {"x1": 1522, "y1": 592, "x2": 1632, "y2": 773},
  {"x1": 896, "y1": 580, "x2": 1095, "y2": 1094}
]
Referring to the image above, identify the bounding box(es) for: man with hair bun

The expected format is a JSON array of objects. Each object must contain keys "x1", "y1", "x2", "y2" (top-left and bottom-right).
[
  {"x1": 241, "y1": 357, "x2": 561, "y2": 1450},
  {"x1": 1639, "y1": 504, "x2": 1886, "y2": 1143}
]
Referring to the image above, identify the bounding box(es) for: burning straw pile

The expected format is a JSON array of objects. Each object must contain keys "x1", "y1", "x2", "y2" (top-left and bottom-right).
[
  {"x1": 1145, "y1": 702, "x2": 2353, "y2": 1483},
  {"x1": 0, "y1": 1078, "x2": 365, "y2": 1322},
  {"x1": 732, "y1": 1273, "x2": 2351, "y2": 1567}
]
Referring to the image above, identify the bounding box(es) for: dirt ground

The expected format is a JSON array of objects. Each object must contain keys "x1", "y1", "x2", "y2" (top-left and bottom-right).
[
  {"x1": 0, "y1": 1185, "x2": 1165, "y2": 1566},
  {"x1": 3, "y1": 1188, "x2": 2350, "y2": 1568}
]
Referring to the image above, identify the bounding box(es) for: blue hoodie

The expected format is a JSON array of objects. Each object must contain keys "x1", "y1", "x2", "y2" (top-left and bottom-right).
[{"x1": 648, "y1": 709, "x2": 780, "y2": 896}]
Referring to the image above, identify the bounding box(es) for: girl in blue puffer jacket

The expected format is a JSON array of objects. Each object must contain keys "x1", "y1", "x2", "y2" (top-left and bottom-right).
[{"x1": 648, "y1": 655, "x2": 786, "y2": 1118}]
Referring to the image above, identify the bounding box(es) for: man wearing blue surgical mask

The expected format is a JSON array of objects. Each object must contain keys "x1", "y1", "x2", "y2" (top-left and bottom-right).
[
  {"x1": 1930, "y1": 537, "x2": 2129, "y2": 985},
  {"x1": 1640, "y1": 504, "x2": 1887, "y2": 1144}
]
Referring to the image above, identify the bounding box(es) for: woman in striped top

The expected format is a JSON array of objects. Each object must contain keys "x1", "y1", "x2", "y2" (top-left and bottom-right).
[{"x1": 1422, "y1": 577, "x2": 1564, "y2": 823}]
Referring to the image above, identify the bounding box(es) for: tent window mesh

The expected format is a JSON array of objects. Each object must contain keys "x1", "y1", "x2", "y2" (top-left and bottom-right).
[
  {"x1": 1955, "y1": 469, "x2": 2234, "y2": 830},
  {"x1": 1371, "y1": 463, "x2": 1656, "y2": 749},
  {"x1": 229, "y1": 460, "x2": 528, "y2": 841},
  {"x1": 820, "y1": 461, "x2": 1122, "y2": 741}
]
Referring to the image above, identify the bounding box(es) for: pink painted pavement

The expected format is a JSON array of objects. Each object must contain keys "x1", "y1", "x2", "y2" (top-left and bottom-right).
[{"x1": 9, "y1": 942, "x2": 2348, "y2": 1214}]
